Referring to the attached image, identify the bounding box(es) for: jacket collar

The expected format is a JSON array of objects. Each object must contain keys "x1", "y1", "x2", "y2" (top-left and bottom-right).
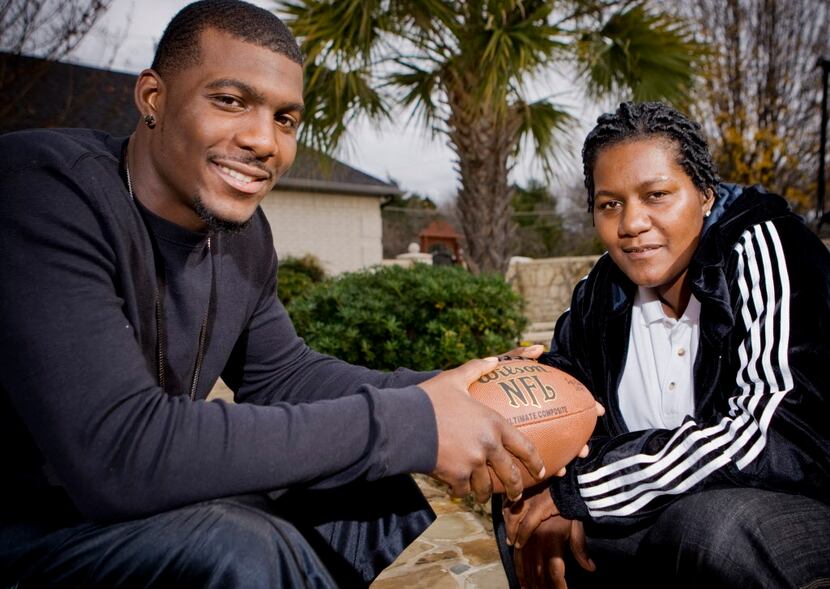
[
  {"x1": 607, "y1": 183, "x2": 793, "y2": 342},
  {"x1": 600, "y1": 255, "x2": 636, "y2": 315}
]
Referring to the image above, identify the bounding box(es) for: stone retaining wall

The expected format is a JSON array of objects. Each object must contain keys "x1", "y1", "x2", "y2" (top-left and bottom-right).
[{"x1": 507, "y1": 255, "x2": 601, "y2": 326}]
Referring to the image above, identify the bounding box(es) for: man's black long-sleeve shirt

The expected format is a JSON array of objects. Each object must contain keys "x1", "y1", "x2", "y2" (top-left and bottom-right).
[{"x1": 0, "y1": 128, "x2": 438, "y2": 522}]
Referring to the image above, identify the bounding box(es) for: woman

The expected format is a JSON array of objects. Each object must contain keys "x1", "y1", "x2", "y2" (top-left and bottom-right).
[{"x1": 496, "y1": 102, "x2": 830, "y2": 588}]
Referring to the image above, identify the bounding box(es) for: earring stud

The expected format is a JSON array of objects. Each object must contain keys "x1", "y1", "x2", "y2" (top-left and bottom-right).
[{"x1": 143, "y1": 114, "x2": 157, "y2": 128}]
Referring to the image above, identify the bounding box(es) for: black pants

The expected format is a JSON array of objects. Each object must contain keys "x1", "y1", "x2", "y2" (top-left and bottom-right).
[
  {"x1": 494, "y1": 487, "x2": 830, "y2": 589},
  {"x1": 0, "y1": 475, "x2": 434, "y2": 588}
]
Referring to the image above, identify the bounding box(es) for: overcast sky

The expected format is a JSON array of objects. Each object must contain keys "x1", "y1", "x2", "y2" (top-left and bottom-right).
[{"x1": 69, "y1": 0, "x2": 596, "y2": 202}]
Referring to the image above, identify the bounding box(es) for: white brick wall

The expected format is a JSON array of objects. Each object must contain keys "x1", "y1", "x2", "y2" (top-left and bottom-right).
[{"x1": 259, "y1": 190, "x2": 383, "y2": 275}]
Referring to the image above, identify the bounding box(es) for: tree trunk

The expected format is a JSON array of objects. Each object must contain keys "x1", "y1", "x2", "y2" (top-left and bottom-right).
[{"x1": 446, "y1": 76, "x2": 521, "y2": 275}]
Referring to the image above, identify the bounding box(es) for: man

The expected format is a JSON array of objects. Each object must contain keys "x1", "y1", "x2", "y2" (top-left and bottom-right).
[{"x1": 0, "y1": 2, "x2": 547, "y2": 586}]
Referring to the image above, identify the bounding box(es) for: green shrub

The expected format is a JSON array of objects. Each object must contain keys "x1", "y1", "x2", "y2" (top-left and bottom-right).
[
  {"x1": 280, "y1": 254, "x2": 326, "y2": 282},
  {"x1": 277, "y1": 254, "x2": 326, "y2": 305},
  {"x1": 287, "y1": 264, "x2": 528, "y2": 371}
]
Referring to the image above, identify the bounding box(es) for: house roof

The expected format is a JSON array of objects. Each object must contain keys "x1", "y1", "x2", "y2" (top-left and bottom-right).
[
  {"x1": 280, "y1": 146, "x2": 401, "y2": 196},
  {"x1": 0, "y1": 52, "x2": 400, "y2": 197},
  {"x1": 0, "y1": 53, "x2": 137, "y2": 136},
  {"x1": 419, "y1": 219, "x2": 461, "y2": 239}
]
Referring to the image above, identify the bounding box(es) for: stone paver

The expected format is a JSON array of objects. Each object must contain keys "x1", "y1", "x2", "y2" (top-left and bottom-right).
[{"x1": 371, "y1": 475, "x2": 508, "y2": 588}]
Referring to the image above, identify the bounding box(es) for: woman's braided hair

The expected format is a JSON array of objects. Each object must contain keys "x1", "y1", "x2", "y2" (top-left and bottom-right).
[{"x1": 582, "y1": 101, "x2": 719, "y2": 211}]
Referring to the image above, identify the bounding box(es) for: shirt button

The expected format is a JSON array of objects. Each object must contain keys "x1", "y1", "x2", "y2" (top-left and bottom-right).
[
  {"x1": 668, "y1": 382, "x2": 676, "y2": 391},
  {"x1": 677, "y1": 347, "x2": 686, "y2": 356}
]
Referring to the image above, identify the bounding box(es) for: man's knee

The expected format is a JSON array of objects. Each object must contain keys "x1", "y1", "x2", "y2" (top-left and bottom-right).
[
  {"x1": 3, "y1": 495, "x2": 340, "y2": 588},
  {"x1": 125, "y1": 497, "x2": 337, "y2": 588},
  {"x1": 273, "y1": 475, "x2": 435, "y2": 587}
]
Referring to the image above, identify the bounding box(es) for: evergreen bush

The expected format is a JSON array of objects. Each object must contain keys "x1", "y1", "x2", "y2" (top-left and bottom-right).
[
  {"x1": 287, "y1": 264, "x2": 528, "y2": 371},
  {"x1": 277, "y1": 254, "x2": 326, "y2": 305}
]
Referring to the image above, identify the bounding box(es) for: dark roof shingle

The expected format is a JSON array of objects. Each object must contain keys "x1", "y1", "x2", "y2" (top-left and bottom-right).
[{"x1": 0, "y1": 53, "x2": 399, "y2": 197}]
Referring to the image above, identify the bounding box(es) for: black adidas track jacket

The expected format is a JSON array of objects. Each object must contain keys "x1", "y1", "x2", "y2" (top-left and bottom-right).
[{"x1": 544, "y1": 184, "x2": 830, "y2": 525}]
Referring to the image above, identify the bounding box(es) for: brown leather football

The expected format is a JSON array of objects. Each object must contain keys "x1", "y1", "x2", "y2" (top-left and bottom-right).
[{"x1": 468, "y1": 357, "x2": 597, "y2": 493}]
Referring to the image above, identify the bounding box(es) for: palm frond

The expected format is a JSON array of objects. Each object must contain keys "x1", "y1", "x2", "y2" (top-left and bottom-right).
[
  {"x1": 300, "y1": 62, "x2": 390, "y2": 153},
  {"x1": 575, "y1": 3, "x2": 702, "y2": 104},
  {"x1": 464, "y1": 1, "x2": 567, "y2": 112},
  {"x1": 386, "y1": 60, "x2": 444, "y2": 136},
  {"x1": 392, "y1": 0, "x2": 458, "y2": 36},
  {"x1": 280, "y1": 0, "x2": 387, "y2": 64},
  {"x1": 514, "y1": 98, "x2": 576, "y2": 179}
]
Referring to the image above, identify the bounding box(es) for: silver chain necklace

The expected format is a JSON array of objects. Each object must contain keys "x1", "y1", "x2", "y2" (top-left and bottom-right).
[
  {"x1": 125, "y1": 160, "x2": 135, "y2": 201},
  {"x1": 125, "y1": 149, "x2": 214, "y2": 399}
]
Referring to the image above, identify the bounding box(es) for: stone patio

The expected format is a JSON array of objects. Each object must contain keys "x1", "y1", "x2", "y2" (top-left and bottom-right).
[{"x1": 371, "y1": 475, "x2": 508, "y2": 589}]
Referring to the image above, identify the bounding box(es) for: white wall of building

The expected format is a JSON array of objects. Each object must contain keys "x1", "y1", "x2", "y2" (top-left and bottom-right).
[{"x1": 259, "y1": 190, "x2": 384, "y2": 275}]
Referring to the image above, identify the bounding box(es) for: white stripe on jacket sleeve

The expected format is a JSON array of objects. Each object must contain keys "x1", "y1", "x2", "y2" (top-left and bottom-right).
[{"x1": 577, "y1": 221, "x2": 794, "y2": 518}]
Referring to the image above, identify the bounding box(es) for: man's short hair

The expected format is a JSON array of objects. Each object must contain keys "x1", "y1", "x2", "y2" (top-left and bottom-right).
[{"x1": 151, "y1": 0, "x2": 303, "y2": 77}]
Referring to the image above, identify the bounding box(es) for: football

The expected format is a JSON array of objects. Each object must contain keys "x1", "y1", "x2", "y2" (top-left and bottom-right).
[{"x1": 468, "y1": 357, "x2": 597, "y2": 493}]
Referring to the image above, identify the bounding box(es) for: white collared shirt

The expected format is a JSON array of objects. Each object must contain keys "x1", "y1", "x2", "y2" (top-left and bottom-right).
[{"x1": 618, "y1": 287, "x2": 700, "y2": 431}]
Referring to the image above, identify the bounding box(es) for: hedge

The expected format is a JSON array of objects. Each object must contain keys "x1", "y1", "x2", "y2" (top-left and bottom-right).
[{"x1": 287, "y1": 264, "x2": 528, "y2": 371}]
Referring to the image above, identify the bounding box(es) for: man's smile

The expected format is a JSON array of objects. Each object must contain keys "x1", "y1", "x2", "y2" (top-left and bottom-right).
[{"x1": 210, "y1": 159, "x2": 271, "y2": 194}]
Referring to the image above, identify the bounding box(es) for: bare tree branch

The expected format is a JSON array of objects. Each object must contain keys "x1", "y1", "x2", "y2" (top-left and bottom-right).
[{"x1": 677, "y1": 0, "x2": 829, "y2": 211}]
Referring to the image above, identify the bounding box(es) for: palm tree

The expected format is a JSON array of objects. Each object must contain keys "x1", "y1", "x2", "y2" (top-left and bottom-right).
[{"x1": 279, "y1": 0, "x2": 702, "y2": 274}]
